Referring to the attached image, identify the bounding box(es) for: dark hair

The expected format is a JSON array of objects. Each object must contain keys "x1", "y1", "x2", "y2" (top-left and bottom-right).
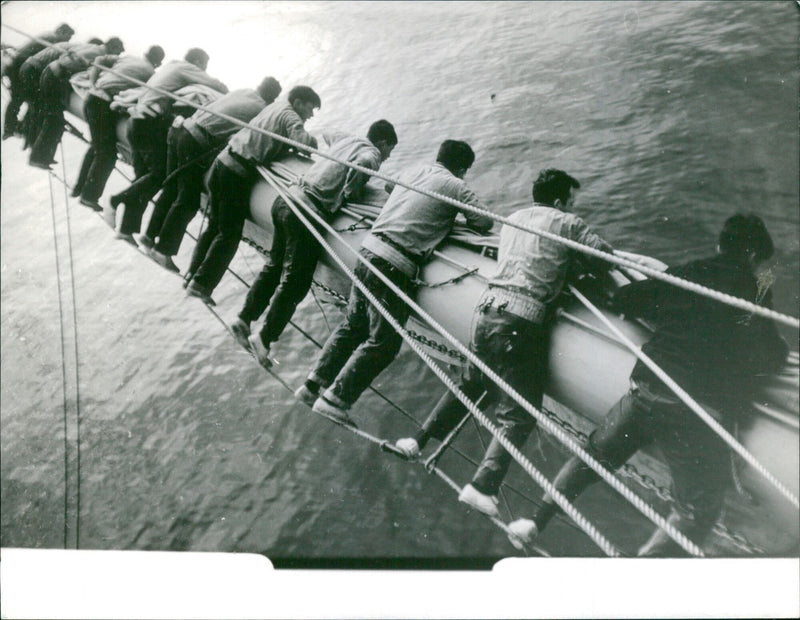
[
  {"x1": 105, "y1": 37, "x2": 124, "y2": 54},
  {"x1": 55, "y1": 23, "x2": 75, "y2": 38},
  {"x1": 367, "y1": 119, "x2": 397, "y2": 147},
  {"x1": 87, "y1": 38, "x2": 103, "y2": 45},
  {"x1": 287, "y1": 85, "x2": 321, "y2": 109},
  {"x1": 718, "y1": 213, "x2": 774, "y2": 262},
  {"x1": 145, "y1": 45, "x2": 165, "y2": 67},
  {"x1": 532, "y1": 168, "x2": 581, "y2": 207},
  {"x1": 257, "y1": 76, "x2": 282, "y2": 104},
  {"x1": 436, "y1": 140, "x2": 475, "y2": 174},
  {"x1": 185, "y1": 47, "x2": 209, "y2": 69}
]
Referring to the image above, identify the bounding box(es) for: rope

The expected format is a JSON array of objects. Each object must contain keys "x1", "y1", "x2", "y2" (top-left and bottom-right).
[
  {"x1": 5, "y1": 21, "x2": 795, "y2": 329},
  {"x1": 198, "y1": 294, "x2": 552, "y2": 553},
  {"x1": 568, "y1": 284, "x2": 800, "y2": 509},
  {"x1": 261, "y1": 169, "x2": 626, "y2": 557},
  {"x1": 262, "y1": 166, "x2": 713, "y2": 556},
  {"x1": 58, "y1": 141, "x2": 82, "y2": 548},
  {"x1": 47, "y1": 170, "x2": 72, "y2": 550},
  {"x1": 219, "y1": 228, "x2": 562, "y2": 523}
]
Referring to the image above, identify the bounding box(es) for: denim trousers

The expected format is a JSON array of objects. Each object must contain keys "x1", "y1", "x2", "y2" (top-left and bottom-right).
[
  {"x1": 29, "y1": 68, "x2": 70, "y2": 166},
  {"x1": 310, "y1": 250, "x2": 415, "y2": 408},
  {"x1": 74, "y1": 94, "x2": 119, "y2": 202},
  {"x1": 188, "y1": 160, "x2": 255, "y2": 292},
  {"x1": 537, "y1": 379, "x2": 730, "y2": 556},
  {"x1": 116, "y1": 115, "x2": 171, "y2": 235},
  {"x1": 239, "y1": 195, "x2": 326, "y2": 345},
  {"x1": 420, "y1": 306, "x2": 547, "y2": 495},
  {"x1": 148, "y1": 126, "x2": 215, "y2": 256}
]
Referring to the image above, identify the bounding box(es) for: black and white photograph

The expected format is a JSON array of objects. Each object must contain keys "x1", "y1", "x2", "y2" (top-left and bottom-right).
[{"x1": 1, "y1": 1, "x2": 798, "y2": 617}]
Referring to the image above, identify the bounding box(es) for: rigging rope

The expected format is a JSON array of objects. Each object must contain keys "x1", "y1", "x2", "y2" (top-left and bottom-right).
[
  {"x1": 7, "y1": 24, "x2": 791, "y2": 555},
  {"x1": 263, "y1": 165, "x2": 778, "y2": 555},
  {"x1": 4, "y1": 22, "x2": 795, "y2": 329},
  {"x1": 568, "y1": 284, "x2": 800, "y2": 509},
  {"x1": 199, "y1": 296, "x2": 545, "y2": 555},
  {"x1": 59, "y1": 142, "x2": 83, "y2": 548},
  {"x1": 47, "y1": 171, "x2": 72, "y2": 550},
  {"x1": 262, "y1": 169, "x2": 650, "y2": 557}
]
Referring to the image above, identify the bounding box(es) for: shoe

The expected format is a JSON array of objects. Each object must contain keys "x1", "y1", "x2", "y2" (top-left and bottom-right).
[
  {"x1": 458, "y1": 484, "x2": 500, "y2": 518},
  {"x1": 70, "y1": 185, "x2": 82, "y2": 198},
  {"x1": 134, "y1": 233, "x2": 155, "y2": 250},
  {"x1": 394, "y1": 438, "x2": 420, "y2": 459},
  {"x1": 230, "y1": 318, "x2": 251, "y2": 350},
  {"x1": 247, "y1": 333, "x2": 272, "y2": 369},
  {"x1": 312, "y1": 397, "x2": 358, "y2": 429},
  {"x1": 507, "y1": 519, "x2": 539, "y2": 550},
  {"x1": 115, "y1": 232, "x2": 138, "y2": 247},
  {"x1": 150, "y1": 249, "x2": 180, "y2": 274},
  {"x1": 79, "y1": 197, "x2": 102, "y2": 212},
  {"x1": 182, "y1": 274, "x2": 192, "y2": 289},
  {"x1": 29, "y1": 159, "x2": 52, "y2": 170},
  {"x1": 186, "y1": 281, "x2": 216, "y2": 306},
  {"x1": 294, "y1": 383, "x2": 319, "y2": 407}
]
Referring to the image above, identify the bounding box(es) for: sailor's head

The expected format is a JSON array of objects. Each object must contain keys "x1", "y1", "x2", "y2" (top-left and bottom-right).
[
  {"x1": 437, "y1": 140, "x2": 474, "y2": 179},
  {"x1": 532, "y1": 168, "x2": 581, "y2": 211},
  {"x1": 288, "y1": 85, "x2": 321, "y2": 122},
  {"x1": 105, "y1": 37, "x2": 125, "y2": 55},
  {"x1": 54, "y1": 23, "x2": 75, "y2": 42},
  {"x1": 367, "y1": 119, "x2": 398, "y2": 162},
  {"x1": 185, "y1": 48, "x2": 210, "y2": 71},
  {"x1": 145, "y1": 45, "x2": 165, "y2": 69},
  {"x1": 257, "y1": 76, "x2": 282, "y2": 106},
  {"x1": 718, "y1": 213, "x2": 774, "y2": 268}
]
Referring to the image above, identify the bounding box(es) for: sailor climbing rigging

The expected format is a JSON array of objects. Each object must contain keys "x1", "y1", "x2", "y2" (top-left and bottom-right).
[
  {"x1": 394, "y1": 168, "x2": 615, "y2": 517},
  {"x1": 507, "y1": 213, "x2": 789, "y2": 555},
  {"x1": 294, "y1": 140, "x2": 494, "y2": 427},
  {"x1": 230, "y1": 120, "x2": 398, "y2": 368}
]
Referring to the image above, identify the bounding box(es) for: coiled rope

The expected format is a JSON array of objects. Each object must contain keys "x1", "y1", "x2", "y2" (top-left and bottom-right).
[{"x1": 5, "y1": 22, "x2": 795, "y2": 329}]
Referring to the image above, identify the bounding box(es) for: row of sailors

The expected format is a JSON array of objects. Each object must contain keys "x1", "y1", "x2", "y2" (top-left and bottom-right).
[{"x1": 3, "y1": 26, "x2": 789, "y2": 556}]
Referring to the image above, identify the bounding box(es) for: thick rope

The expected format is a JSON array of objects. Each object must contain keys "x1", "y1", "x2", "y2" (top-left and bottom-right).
[
  {"x1": 262, "y1": 170, "x2": 630, "y2": 557},
  {"x1": 47, "y1": 171, "x2": 72, "y2": 550},
  {"x1": 569, "y1": 284, "x2": 799, "y2": 509},
  {"x1": 58, "y1": 142, "x2": 82, "y2": 548},
  {"x1": 262, "y1": 166, "x2": 708, "y2": 556},
  {"x1": 5, "y1": 22, "x2": 795, "y2": 329},
  {"x1": 199, "y1": 296, "x2": 548, "y2": 555}
]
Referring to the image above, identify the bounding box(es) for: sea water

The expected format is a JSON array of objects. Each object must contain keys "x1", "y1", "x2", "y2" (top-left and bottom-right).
[{"x1": 1, "y1": 1, "x2": 797, "y2": 561}]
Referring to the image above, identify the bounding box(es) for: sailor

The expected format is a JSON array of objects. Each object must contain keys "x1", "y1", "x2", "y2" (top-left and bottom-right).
[
  {"x1": 231, "y1": 120, "x2": 399, "y2": 366},
  {"x1": 184, "y1": 85, "x2": 321, "y2": 305},
  {"x1": 17, "y1": 40, "x2": 86, "y2": 149},
  {"x1": 2, "y1": 23, "x2": 75, "y2": 140},
  {"x1": 393, "y1": 169, "x2": 615, "y2": 517},
  {"x1": 140, "y1": 76, "x2": 283, "y2": 273},
  {"x1": 507, "y1": 213, "x2": 788, "y2": 556},
  {"x1": 109, "y1": 48, "x2": 228, "y2": 244},
  {"x1": 294, "y1": 140, "x2": 494, "y2": 427},
  {"x1": 28, "y1": 37, "x2": 125, "y2": 169},
  {"x1": 71, "y1": 45, "x2": 166, "y2": 211}
]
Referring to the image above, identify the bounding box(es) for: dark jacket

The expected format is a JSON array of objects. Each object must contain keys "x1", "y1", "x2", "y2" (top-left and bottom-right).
[{"x1": 616, "y1": 253, "x2": 788, "y2": 406}]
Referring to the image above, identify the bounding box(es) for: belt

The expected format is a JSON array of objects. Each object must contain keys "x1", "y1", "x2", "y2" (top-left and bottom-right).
[
  {"x1": 227, "y1": 147, "x2": 256, "y2": 171},
  {"x1": 360, "y1": 234, "x2": 420, "y2": 278},
  {"x1": 375, "y1": 233, "x2": 423, "y2": 264},
  {"x1": 478, "y1": 287, "x2": 548, "y2": 324}
]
